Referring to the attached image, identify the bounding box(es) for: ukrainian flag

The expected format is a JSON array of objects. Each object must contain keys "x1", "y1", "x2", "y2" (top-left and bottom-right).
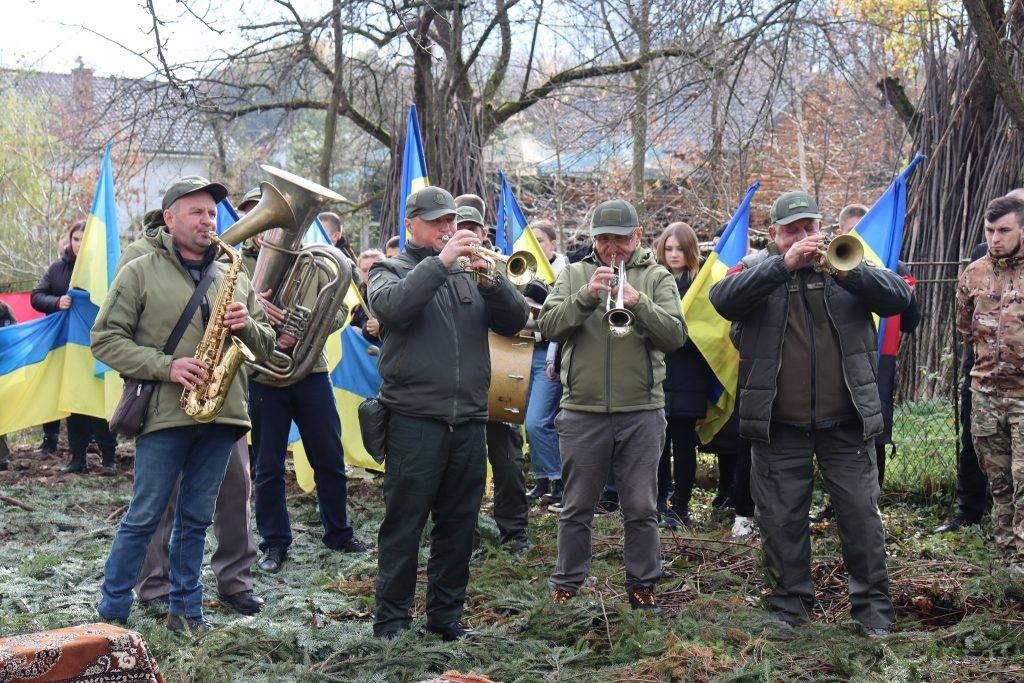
[
  {"x1": 0, "y1": 143, "x2": 122, "y2": 433},
  {"x1": 495, "y1": 170, "x2": 556, "y2": 284},
  {"x1": 682, "y1": 182, "x2": 759, "y2": 443},
  {"x1": 845, "y1": 153, "x2": 925, "y2": 354},
  {"x1": 397, "y1": 104, "x2": 429, "y2": 251},
  {"x1": 215, "y1": 198, "x2": 238, "y2": 235}
]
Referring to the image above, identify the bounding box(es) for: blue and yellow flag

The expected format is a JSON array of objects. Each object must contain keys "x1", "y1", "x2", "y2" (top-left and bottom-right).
[
  {"x1": 495, "y1": 170, "x2": 556, "y2": 284},
  {"x1": 845, "y1": 153, "x2": 925, "y2": 355},
  {"x1": 682, "y1": 182, "x2": 759, "y2": 443},
  {"x1": 397, "y1": 104, "x2": 429, "y2": 251},
  {"x1": 0, "y1": 145, "x2": 123, "y2": 432}
]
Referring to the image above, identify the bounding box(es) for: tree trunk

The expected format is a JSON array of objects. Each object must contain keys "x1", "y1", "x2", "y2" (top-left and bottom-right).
[{"x1": 318, "y1": 0, "x2": 344, "y2": 187}]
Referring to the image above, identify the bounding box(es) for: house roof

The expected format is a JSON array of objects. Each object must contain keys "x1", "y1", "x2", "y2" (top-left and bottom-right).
[{"x1": 0, "y1": 67, "x2": 221, "y2": 158}]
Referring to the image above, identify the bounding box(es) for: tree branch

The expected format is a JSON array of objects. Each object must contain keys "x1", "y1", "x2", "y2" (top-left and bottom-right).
[
  {"x1": 963, "y1": 0, "x2": 1024, "y2": 134},
  {"x1": 876, "y1": 76, "x2": 920, "y2": 134}
]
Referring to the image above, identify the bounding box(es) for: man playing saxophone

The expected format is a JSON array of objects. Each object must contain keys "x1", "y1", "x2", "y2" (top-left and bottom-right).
[{"x1": 92, "y1": 178, "x2": 275, "y2": 633}]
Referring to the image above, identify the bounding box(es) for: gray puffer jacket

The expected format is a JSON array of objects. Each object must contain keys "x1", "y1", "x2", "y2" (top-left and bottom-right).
[{"x1": 708, "y1": 250, "x2": 912, "y2": 443}]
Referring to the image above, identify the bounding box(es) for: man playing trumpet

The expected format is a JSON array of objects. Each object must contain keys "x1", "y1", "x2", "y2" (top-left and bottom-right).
[
  {"x1": 709, "y1": 190, "x2": 912, "y2": 638},
  {"x1": 540, "y1": 199, "x2": 686, "y2": 611}
]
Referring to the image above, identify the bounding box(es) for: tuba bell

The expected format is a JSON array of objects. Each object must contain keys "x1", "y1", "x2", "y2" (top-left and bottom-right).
[{"x1": 221, "y1": 165, "x2": 352, "y2": 387}]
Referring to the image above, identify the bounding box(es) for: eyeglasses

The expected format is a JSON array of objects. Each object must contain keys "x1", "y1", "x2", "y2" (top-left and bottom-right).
[{"x1": 595, "y1": 234, "x2": 636, "y2": 247}]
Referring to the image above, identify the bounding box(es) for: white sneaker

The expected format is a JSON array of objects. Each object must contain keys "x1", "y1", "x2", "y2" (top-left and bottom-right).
[{"x1": 731, "y1": 515, "x2": 754, "y2": 538}]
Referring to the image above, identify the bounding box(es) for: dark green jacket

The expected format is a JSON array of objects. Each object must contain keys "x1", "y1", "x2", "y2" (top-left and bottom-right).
[
  {"x1": 367, "y1": 243, "x2": 529, "y2": 424},
  {"x1": 538, "y1": 246, "x2": 686, "y2": 413},
  {"x1": 709, "y1": 250, "x2": 912, "y2": 443},
  {"x1": 93, "y1": 229, "x2": 275, "y2": 436}
]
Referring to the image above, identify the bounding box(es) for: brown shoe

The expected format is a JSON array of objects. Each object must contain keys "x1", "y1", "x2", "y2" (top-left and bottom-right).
[{"x1": 551, "y1": 587, "x2": 575, "y2": 605}]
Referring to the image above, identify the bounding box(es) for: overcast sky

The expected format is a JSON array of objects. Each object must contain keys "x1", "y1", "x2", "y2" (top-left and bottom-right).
[{"x1": 0, "y1": 0, "x2": 257, "y2": 78}]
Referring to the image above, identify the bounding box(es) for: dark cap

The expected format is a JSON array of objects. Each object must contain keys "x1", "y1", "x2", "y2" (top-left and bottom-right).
[
  {"x1": 162, "y1": 176, "x2": 228, "y2": 211},
  {"x1": 770, "y1": 190, "x2": 822, "y2": 225},
  {"x1": 591, "y1": 199, "x2": 639, "y2": 236},
  {"x1": 455, "y1": 206, "x2": 484, "y2": 227},
  {"x1": 237, "y1": 187, "x2": 261, "y2": 211},
  {"x1": 406, "y1": 187, "x2": 457, "y2": 221}
]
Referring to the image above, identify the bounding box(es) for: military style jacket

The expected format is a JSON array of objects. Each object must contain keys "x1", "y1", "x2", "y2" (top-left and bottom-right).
[
  {"x1": 93, "y1": 229, "x2": 275, "y2": 436},
  {"x1": 368, "y1": 243, "x2": 529, "y2": 424},
  {"x1": 956, "y1": 251, "x2": 1024, "y2": 397}
]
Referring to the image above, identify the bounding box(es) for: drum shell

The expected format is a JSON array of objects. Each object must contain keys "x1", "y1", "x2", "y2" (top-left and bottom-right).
[{"x1": 487, "y1": 331, "x2": 534, "y2": 424}]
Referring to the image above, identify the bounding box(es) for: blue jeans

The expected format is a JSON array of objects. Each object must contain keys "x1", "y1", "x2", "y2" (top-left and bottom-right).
[
  {"x1": 251, "y1": 372, "x2": 352, "y2": 552},
  {"x1": 99, "y1": 424, "x2": 236, "y2": 620},
  {"x1": 525, "y1": 344, "x2": 563, "y2": 480}
]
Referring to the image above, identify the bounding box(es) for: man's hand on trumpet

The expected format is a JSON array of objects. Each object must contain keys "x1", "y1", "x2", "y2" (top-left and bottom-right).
[
  {"x1": 587, "y1": 266, "x2": 617, "y2": 298},
  {"x1": 438, "y1": 229, "x2": 483, "y2": 268}
]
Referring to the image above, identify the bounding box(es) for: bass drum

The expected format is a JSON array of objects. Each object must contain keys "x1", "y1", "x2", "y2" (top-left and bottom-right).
[{"x1": 487, "y1": 331, "x2": 534, "y2": 424}]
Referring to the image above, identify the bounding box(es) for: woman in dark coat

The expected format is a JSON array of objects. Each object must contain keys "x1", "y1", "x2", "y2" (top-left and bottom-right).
[
  {"x1": 654, "y1": 223, "x2": 713, "y2": 527},
  {"x1": 31, "y1": 220, "x2": 118, "y2": 474}
]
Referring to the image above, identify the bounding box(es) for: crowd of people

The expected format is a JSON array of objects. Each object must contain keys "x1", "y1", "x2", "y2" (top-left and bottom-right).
[{"x1": 9, "y1": 172, "x2": 1024, "y2": 644}]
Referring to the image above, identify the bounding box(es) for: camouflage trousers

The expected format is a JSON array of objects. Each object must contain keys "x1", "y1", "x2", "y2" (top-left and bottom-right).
[{"x1": 971, "y1": 390, "x2": 1024, "y2": 560}]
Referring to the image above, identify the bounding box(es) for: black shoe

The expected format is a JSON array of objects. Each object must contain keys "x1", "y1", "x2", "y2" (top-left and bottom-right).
[
  {"x1": 39, "y1": 437, "x2": 58, "y2": 455},
  {"x1": 219, "y1": 590, "x2": 264, "y2": 615},
  {"x1": 595, "y1": 499, "x2": 618, "y2": 515},
  {"x1": 527, "y1": 478, "x2": 550, "y2": 500},
  {"x1": 546, "y1": 501, "x2": 564, "y2": 514},
  {"x1": 340, "y1": 537, "x2": 370, "y2": 553},
  {"x1": 101, "y1": 453, "x2": 118, "y2": 475},
  {"x1": 257, "y1": 547, "x2": 288, "y2": 573},
  {"x1": 425, "y1": 620, "x2": 475, "y2": 641},
  {"x1": 627, "y1": 585, "x2": 660, "y2": 612},
  {"x1": 505, "y1": 537, "x2": 532, "y2": 555},
  {"x1": 540, "y1": 479, "x2": 564, "y2": 506},
  {"x1": 0, "y1": 461, "x2": 8, "y2": 471},
  {"x1": 63, "y1": 453, "x2": 87, "y2": 474},
  {"x1": 660, "y1": 509, "x2": 691, "y2": 529},
  {"x1": 139, "y1": 595, "x2": 170, "y2": 609},
  {"x1": 166, "y1": 613, "x2": 214, "y2": 633}
]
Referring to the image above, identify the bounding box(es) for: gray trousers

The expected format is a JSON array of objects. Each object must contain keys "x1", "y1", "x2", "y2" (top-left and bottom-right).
[
  {"x1": 136, "y1": 438, "x2": 257, "y2": 599},
  {"x1": 550, "y1": 409, "x2": 665, "y2": 592},
  {"x1": 751, "y1": 422, "x2": 893, "y2": 629}
]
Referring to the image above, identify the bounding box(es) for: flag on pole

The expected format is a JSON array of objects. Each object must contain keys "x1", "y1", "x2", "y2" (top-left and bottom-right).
[
  {"x1": 69, "y1": 142, "x2": 120, "y2": 309},
  {"x1": 397, "y1": 104, "x2": 429, "y2": 251},
  {"x1": 681, "y1": 182, "x2": 759, "y2": 443},
  {"x1": 495, "y1": 170, "x2": 556, "y2": 284}
]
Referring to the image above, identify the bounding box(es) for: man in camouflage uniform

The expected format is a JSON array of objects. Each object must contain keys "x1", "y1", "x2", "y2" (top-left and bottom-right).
[{"x1": 956, "y1": 195, "x2": 1024, "y2": 573}]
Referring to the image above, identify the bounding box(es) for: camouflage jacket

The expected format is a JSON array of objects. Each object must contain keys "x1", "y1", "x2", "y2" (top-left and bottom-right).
[{"x1": 955, "y1": 251, "x2": 1024, "y2": 396}]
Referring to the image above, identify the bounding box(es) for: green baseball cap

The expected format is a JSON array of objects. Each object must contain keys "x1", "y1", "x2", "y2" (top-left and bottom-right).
[
  {"x1": 455, "y1": 205, "x2": 484, "y2": 227},
  {"x1": 591, "y1": 199, "x2": 639, "y2": 236},
  {"x1": 406, "y1": 187, "x2": 457, "y2": 221},
  {"x1": 162, "y1": 175, "x2": 228, "y2": 211},
  {"x1": 770, "y1": 190, "x2": 822, "y2": 225},
  {"x1": 237, "y1": 187, "x2": 261, "y2": 211}
]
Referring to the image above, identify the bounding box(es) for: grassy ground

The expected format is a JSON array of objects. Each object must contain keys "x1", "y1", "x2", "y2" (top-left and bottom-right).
[{"x1": 2, "y1": 437, "x2": 1023, "y2": 682}]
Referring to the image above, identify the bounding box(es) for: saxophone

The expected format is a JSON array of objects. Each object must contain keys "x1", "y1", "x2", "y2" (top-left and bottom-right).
[{"x1": 180, "y1": 233, "x2": 257, "y2": 422}]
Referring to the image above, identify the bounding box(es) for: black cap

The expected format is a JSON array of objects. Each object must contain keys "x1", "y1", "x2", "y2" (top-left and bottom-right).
[{"x1": 162, "y1": 176, "x2": 229, "y2": 211}]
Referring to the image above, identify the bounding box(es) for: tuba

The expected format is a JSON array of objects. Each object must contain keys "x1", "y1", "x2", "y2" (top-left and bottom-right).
[
  {"x1": 180, "y1": 234, "x2": 257, "y2": 422},
  {"x1": 221, "y1": 165, "x2": 351, "y2": 386}
]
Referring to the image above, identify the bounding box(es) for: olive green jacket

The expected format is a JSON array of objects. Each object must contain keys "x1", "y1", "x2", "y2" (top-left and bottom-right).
[
  {"x1": 93, "y1": 229, "x2": 275, "y2": 436},
  {"x1": 539, "y1": 247, "x2": 687, "y2": 413}
]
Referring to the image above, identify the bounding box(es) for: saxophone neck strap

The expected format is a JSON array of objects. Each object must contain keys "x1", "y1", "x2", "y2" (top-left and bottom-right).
[{"x1": 164, "y1": 266, "x2": 218, "y2": 356}]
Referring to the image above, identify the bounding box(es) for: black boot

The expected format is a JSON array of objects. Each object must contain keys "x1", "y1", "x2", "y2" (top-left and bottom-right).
[
  {"x1": 39, "y1": 434, "x2": 58, "y2": 455},
  {"x1": 101, "y1": 450, "x2": 118, "y2": 475},
  {"x1": 527, "y1": 478, "x2": 550, "y2": 501},
  {"x1": 64, "y1": 451, "x2": 87, "y2": 474},
  {"x1": 540, "y1": 478, "x2": 564, "y2": 506}
]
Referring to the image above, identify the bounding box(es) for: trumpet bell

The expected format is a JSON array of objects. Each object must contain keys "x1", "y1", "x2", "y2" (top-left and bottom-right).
[
  {"x1": 825, "y1": 234, "x2": 864, "y2": 272},
  {"x1": 604, "y1": 308, "x2": 634, "y2": 337},
  {"x1": 504, "y1": 251, "x2": 538, "y2": 287}
]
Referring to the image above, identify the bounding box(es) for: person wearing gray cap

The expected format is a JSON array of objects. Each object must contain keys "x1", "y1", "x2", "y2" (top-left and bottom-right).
[
  {"x1": 540, "y1": 198, "x2": 686, "y2": 612},
  {"x1": 92, "y1": 176, "x2": 276, "y2": 633},
  {"x1": 367, "y1": 186, "x2": 529, "y2": 640},
  {"x1": 709, "y1": 189, "x2": 912, "y2": 638}
]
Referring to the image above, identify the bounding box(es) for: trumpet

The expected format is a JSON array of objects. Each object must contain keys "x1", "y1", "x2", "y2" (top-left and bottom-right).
[
  {"x1": 603, "y1": 259, "x2": 634, "y2": 338},
  {"x1": 814, "y1": 233, "x2": 864, "y2": 275},
  {"x1": 455, "y1": 243, "x2": 537, "y2": 287}
]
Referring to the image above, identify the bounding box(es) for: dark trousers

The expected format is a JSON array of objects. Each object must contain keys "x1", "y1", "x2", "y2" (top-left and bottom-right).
[
  {"x1": 43, "y1": 420, "x2": 60, "y2": 439},
  {"x1": 732, "y1": 439, "x2": 755, "y2": 517},
  {"x1": 657, "y1": 416, "x2": 697, "y2": 513},
  {"x1": 67, "y1": 413, "x2": 116, "y2": 458},
  {"x1": 751, "y1": 422, "x2": 893, "y2": 629},
  {"x1": 957, "y1": 384, "x2": 990, "y2": 521},
  {"x1": 717, "y1": 450, "x2": 736, "y2": 503},
  {"x1": 374, "y1": 414, "x2": 487, "y2": 635},
  {"x1": 486, "y1": 422, "x2": 529, "y2": 544},
  {"x1": 251, "y1": 372, "x2": 352, "y2": 552}
]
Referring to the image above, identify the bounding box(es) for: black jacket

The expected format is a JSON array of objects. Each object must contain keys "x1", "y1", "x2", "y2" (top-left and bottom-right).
[
  {"x1": 31, "y1": 248, "x2": 75, "y2": 314},
  {"x1": 709, "y1": 251, "x2": 912, "y2": 443},
  {"x1": 367, "y1": 243, "x2": 529, "y2": 424},
  {"x1": 664, "y1": 273, "x2": 712, "y2": 418}
]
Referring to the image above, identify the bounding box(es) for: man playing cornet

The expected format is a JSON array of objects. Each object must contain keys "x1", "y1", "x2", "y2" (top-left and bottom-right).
[
  {"x1": 709, "y1": 190, "x2": 912, "y2": 638},
  {"x1": 540, "y1": 199, "x2": 685, "y2": 611}
]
